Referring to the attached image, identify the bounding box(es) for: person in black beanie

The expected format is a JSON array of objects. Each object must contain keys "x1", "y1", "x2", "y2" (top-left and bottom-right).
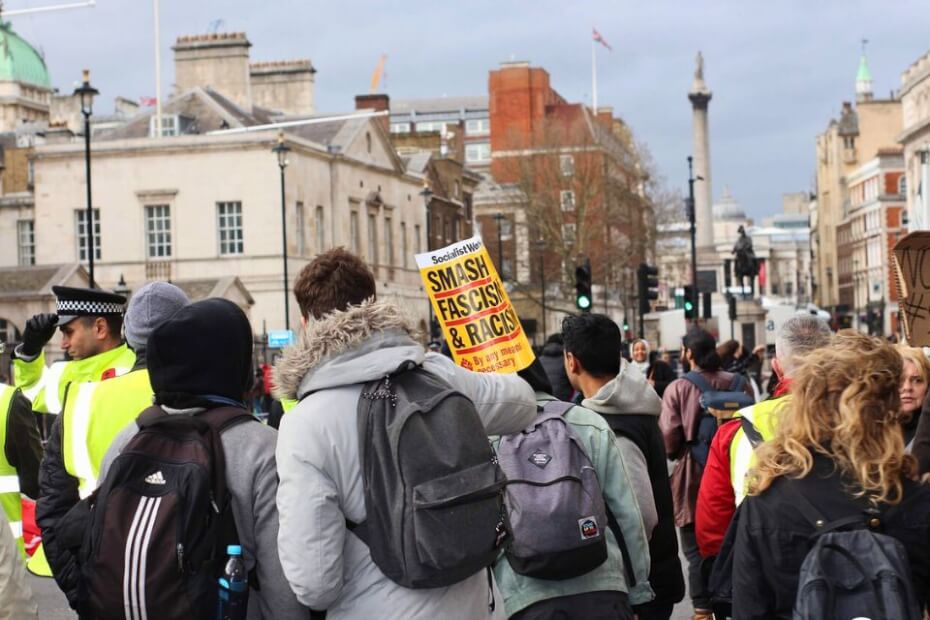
[{"x1": 98, "y1": 298, "x2": 307, "y2": 619}]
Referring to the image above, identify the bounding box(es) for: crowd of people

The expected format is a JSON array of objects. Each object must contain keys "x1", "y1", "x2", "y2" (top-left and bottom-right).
[{"x1": 0, "y1": 246, "x2": 929, "y2": 619}]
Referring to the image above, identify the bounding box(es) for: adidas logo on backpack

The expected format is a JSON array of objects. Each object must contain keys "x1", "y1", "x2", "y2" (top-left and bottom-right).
[{"x1": 144, "y1": 471, "x2": 166, "y2": 485}]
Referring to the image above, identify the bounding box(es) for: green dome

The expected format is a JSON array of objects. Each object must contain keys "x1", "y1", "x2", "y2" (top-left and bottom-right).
[{"x1": 0, "y1": 24, "x2": 50, "y2": 88}]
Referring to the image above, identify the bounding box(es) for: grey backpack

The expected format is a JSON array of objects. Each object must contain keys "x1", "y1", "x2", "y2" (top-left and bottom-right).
[
  {"x1": 496, "y1": 400, "x2": 612, "y2": 580},
  {"x1": 790, "y1": 485, "x2": 922, "y2": 620},
  {"x1": 350, "y1": 362, "x2": 508, "y2": 589}
]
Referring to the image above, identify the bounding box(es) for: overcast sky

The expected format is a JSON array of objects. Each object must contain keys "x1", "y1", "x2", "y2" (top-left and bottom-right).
[{"x1": 9, "y1": 0, "x2": 929, "y2": 222}]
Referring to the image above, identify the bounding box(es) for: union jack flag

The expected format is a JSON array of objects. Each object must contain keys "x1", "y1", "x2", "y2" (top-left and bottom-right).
[
  {"x1": 138, "y1": 96, "x2": 158, "y2": 107},
  {"x1": 592, "y1": 28, "x2": 612, "y2": 52}
]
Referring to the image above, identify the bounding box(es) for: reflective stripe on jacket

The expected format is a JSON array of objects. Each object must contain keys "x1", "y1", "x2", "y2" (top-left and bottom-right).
[
  {"x1": 14, "y1": 345, "x2": 135, "y2": 414},
  {"x1": 728, "y1": 396, "x2": 789, "y2": 505},
  {"x1": 0, "y1": 384, "x2": 24, "y2": 556},
  {"x1": 62, "y1": 369, "x2": 153, "y2": 498}
]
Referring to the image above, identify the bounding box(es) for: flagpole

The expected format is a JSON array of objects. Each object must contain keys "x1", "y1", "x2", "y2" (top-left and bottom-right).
[
  {"x1": 592, "y1": 37, "x2": 598, "y2": 113},
  {"x1": 153, "y1": 0, "x2": 162, "y2": 138}
]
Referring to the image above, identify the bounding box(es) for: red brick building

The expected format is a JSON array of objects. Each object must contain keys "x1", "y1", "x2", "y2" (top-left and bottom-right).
[{"x1": 475, "y1": 61, "x2": 652, "y2": 331}]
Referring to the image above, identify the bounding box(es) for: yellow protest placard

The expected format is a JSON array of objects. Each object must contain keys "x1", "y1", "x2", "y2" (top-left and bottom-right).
[{"x1": 416, "y1": 235, "x2": 535, "y2": 373}]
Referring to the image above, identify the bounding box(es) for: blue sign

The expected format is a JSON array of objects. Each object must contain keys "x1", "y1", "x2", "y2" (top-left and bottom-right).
[{"x1": 267, "y1": 329, "x2": 295, "y2": 348}]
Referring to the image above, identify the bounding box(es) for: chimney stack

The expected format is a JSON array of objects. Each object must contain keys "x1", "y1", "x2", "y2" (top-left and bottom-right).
[
  {"x1": 173, "y1": 32, "x2": 253, "y2": 111},
  {"x1": 355, "y1": 94, "x2": 390, "y2": 135}
]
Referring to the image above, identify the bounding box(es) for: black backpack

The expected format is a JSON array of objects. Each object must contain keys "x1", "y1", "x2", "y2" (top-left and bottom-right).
[
  {"x1": 350, "y1": 362, "x2": 507, "y2": 589},
  {"x1": 789, "y1": 485, "x2": 923, "y2": 620},
  {"x1": 682, "y1": 372, "x2": 753, "y2": 466},
  {"x1": 78, "y1": 406, "x2": 254, "y2": 620}
]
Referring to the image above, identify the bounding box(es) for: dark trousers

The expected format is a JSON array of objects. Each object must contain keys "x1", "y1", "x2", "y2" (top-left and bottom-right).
[
  {"x1": 679, "y1": 524, "x2": 711, "y2": 610},
  {"x1": 633, "y1": 600, "x2": 675, "y2": 620},
  {"x1": 512, "y1": 591, "x2": 633, "y2": 620}
]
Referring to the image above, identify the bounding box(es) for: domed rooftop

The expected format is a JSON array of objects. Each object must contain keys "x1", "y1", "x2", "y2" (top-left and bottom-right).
[
  {"x1": 713, "y1": 186, "x2": 746, "y2": 220},
  {"x1": 0, "y1": 24, "x2": 51, "y2": 88}
]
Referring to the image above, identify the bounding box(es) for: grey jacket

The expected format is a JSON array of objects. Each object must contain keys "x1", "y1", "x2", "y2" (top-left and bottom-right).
[
  {"x1": 272, "y1": 300, "x2": 537, "y2": 619},
  {"x1": 101, "y1": 411, "x2": 307, "y2": 620},
  {"x1": 0, "y1": 511, "x2": 37, "y2": 619},
  {"x1": 581, "y1": 361, "x2": 661, "y2": 537}
]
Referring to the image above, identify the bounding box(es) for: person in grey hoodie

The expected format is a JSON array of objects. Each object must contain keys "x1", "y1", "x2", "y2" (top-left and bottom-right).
[
  {"x1": 100, "y1": 298, "x2": 307, "y2": 620},
  {"x1": 562, "y1": 313, "x2": 685, "y2": 620},
  {"x1": 272, "y1": 248, "x2": 537, "y2": 620}
]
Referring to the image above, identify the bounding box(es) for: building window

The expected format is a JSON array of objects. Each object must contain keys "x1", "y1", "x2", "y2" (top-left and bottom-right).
[
  {"x1": 149, "y1": 114, "x2": 180, "y2": 137},
  {"x1": 365, "y1": 132, "x2": 372, "y2": 154},
  {"x1": 367, "y1": 213, "x2": 378, "y2": 264},
  {"x1": 75, "y1": 208, "x2": 101, "y2": 261},
  {"x1": 315, "y1": 206, "x2": 325, "y2": 252},
  {"x1": 145, "y1": 205, "x2": 172, "y2": 259},
  {"x1": 350, "y1": 211, "x2": 360, "y2": 255},
  {"x1": 499, "y1": 217, "x2": 513, "y2": 238},
  {"x1": 560, "y1": 190, "x2": 575, "y2": 212},
  {"x1": 216, "y1": 201, "x2": 243, "y2": 255},
  {"x1": 0, "y1": 318, "x2": 20, "y2": 346},
  {"x1": 27, "y1": 159, "x2": 34, "y2": 187},
  {"x1": 899, "y1": 175, "x2": 907, "y2": 196},
  {"x1": 416, "y1": 121, "x2": 451, "y2": 133},
  {"x1": 465, "y1": 118, "x2": 490, "y2": 136},
  {"x1": 415, "y1": 224, "x2": 422, "y2": 255},
  {"x1": 465, "y1": 142, "x2": 491, "y2": 163},
  {"x1": 452, "y1": 217, "x2": 460, "y2": 241},
  {"x1": 295, "y1": 202, "x2": 305, "y2": 256},
  {"x1": 401, "y1": 222, "x2": 408, "y2": 268},
  {"x1": 385, "y1": 217, "x2": 394, "y2": 268},
  {"x1": 17, "y1": 220, "x2": 35, "y2": 265},
  {"x1": 560, "y1": 154, "x2": 574, "y2": 177},
  {"x1": 562, "y1": 223, "x2": 576, "y2": 244},
  {"x1": 390, "y1": 122, "x2": 411, "y2": 133}
]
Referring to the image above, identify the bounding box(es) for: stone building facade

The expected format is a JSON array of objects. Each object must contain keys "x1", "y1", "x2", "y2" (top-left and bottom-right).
[{"x1": 899, "y1": 50, "x2": 930, "y2": 232}]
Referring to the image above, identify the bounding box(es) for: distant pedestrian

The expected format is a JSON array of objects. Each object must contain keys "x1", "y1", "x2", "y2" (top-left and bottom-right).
[
  {"x1": 732, "y1": 331, "x2": 930, "y2": 617},
  {"x1": 539, "y1": 334, "x2": 572, "y2": 401},
  {"x1": 0, "y1": 510, "x2": 37, "y2": 618},
  {"x1": 897, "y1": 345, "x2": 930, "y2": 450}
]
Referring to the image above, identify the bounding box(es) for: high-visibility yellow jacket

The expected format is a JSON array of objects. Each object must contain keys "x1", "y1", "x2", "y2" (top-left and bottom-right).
[
  {"x1": 62, "y1": 368, "x2": 154, "y2": 498},
  {"x1": 729, "y1": 396, "x2": 790, "y2": 505},
  {"x1": 14, "y1": 344, "x2": 136, "y2": 414},
  {"x1": 0, "y1": 384, "x2": 24, "y2": 557}
]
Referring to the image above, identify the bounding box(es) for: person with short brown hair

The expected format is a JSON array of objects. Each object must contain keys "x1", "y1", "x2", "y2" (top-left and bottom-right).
[
  {"x1": 274, "y1": 249, "x2": 537, "y2": 619},
  {"x1": 293, "y1": 248, "x2": 377, "y2": 320}
]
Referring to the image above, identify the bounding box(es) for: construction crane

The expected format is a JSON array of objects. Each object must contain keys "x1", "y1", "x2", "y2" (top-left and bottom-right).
[{"x1": 370, "y1": 54, "x2": 387, "y2": 94}]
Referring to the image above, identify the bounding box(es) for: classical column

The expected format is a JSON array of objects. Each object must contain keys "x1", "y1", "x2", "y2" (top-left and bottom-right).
[{"x1": 689, "y1": 51, "x2": 714, "y2": 252}]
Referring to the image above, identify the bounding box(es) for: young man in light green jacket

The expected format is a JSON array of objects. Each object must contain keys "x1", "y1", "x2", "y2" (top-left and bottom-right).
[{"x1": 492, "y1": 360, "x2": 655, "y2": 619}]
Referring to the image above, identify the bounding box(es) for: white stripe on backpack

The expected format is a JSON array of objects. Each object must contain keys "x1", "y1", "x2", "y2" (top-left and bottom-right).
[{"x1": 122, "y1": 496, "x2": 162, "y2": 620}]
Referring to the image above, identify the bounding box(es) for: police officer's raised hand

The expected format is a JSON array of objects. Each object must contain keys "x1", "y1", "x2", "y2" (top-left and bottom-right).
[{"x1": 21, "y1": 313, "x2": 58, "y2": 357}]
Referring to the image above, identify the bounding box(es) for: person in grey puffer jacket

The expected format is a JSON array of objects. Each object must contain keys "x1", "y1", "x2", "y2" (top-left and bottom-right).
[
  {"x1": 100, "y1": 298, "x2": 308, "y2": 620},
  {"x1": 273, "y1": 248, "x2": 537, "y2": 620}
]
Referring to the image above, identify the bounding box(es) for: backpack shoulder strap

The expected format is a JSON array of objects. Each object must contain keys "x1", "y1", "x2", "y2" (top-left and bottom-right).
[
  {"x1": 538, "y1": 399, "x2": 575, "y2": 421},
  {"x1": 682, "y1": 371, "x2": 714, "y2": 395},
  {"x1": 728, "y1": 373, "x2": 747, "y2": 392},
  {"x1": 783, "y1": 482, "x2": 867, "y2": 537},
  {"x1": 739, "y1": 416, "x2": 765, "y2": 449}
]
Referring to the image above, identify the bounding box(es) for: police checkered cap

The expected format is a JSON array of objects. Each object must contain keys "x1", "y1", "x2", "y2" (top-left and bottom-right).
[{"x1": 52, "y1": 285, "x2": 126, "y2": 320}]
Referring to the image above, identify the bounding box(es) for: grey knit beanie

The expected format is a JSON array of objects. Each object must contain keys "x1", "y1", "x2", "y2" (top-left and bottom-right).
[{"x1": 124, "y1": 282, "x2": 190, "y2": 351}]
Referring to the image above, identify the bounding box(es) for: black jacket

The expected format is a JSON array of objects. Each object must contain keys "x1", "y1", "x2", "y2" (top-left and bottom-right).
[
  {"x1": 35, "y1": 413, "x2": 83, "y2": 607},
  {"x1": 646, "y1": 361, "x2": 676, "y2": 399},
  {"x1": 731, "y1": 454, "x2": 930, "y2": 619},
  {"x1": 539, "y1": 342, "x2": 572, "y2": 402},
  {"x1": 912, "y1": 393, "x2": 930, "y2": 474},
  {"x1": 4, "y1": 389, "x2": 41, "y2": 499},
  {"x1": 607, "y1": 413, "x2": 686, "y2": 607}
]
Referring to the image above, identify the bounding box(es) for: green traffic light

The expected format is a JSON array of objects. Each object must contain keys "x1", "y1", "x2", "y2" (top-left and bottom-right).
[
  {"x1": 684, "y1": 301, "x2": 694, "y2": 311},
  {"x1": 577, "y1": 295, "x2": 592, "y2": 310}
]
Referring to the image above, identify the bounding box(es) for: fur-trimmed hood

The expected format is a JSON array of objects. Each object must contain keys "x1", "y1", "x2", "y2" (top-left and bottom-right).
[
  {"x1": 272, "y1": 299, "x2": 423, "y2": 400},
  {"x1": 582, "y1": 358, "x2": 662, "y2": 417}
]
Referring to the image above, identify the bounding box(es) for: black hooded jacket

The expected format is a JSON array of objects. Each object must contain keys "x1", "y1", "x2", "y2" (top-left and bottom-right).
[{"x1": 539, "y1": 341, "x2": 572, "y2": 401}]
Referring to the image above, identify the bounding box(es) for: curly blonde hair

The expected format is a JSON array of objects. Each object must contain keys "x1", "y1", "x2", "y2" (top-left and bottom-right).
[{"x1": 748, "y1": 330, "x2": 918, "y2": 505}]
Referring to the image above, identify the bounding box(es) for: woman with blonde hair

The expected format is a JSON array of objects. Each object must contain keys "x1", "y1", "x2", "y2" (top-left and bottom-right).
[
  {"x1": 897, "y1": 345, "x2": 930, "y2": 450},
  {"x1": 731, "y1": 330, "x2": 930, "y2": 618}
]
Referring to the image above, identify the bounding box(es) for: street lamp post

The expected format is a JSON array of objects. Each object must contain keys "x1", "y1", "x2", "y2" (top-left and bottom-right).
[
  {"x1": 493, "y1": 212, "x2": 506, "y2": 279},
  {"x1": 74, "y1": 70, "x2": 98, "y2": 287},
  {"x1": 686, "y1": 156, "x2": 703, "y2": 321},
  {"x1": 419, "y1": 184, "x2": 435, "y2": 340},
  {"x1": 534, "y1": 239, "x2": 547, "y2": 341},
  {"x1": 272, "y1": 131, "x2": 291, "y2": 332}
]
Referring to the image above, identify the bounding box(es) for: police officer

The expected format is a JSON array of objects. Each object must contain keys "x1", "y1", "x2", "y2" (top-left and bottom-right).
[
  {"x1": 0, "y1": 343, "x2": 42, "y2": 558},
  {"x1": 33, "y1": 283, "x2": 189, "y2": 603},
  {"x1": 14, "y1": 286, "x2": 134, "y2": 415}
]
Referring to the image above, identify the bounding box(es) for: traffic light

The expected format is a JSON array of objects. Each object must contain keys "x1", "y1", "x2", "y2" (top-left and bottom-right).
[
  {"x1": 683, "y1": 285, "x2": 697, "y2": 320},
  {"x1": 575, "y1": 258, "x2": 592, "y2": 311},
  {"x1": 702, "y1": 292, "x2": 712, "y2": 319},
  {"x1": 727, "y1": 294, "x2": 737, "y2": 321},
  {"x1": 637, "y1": 263, "x2": 660, "y2": 316}
]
